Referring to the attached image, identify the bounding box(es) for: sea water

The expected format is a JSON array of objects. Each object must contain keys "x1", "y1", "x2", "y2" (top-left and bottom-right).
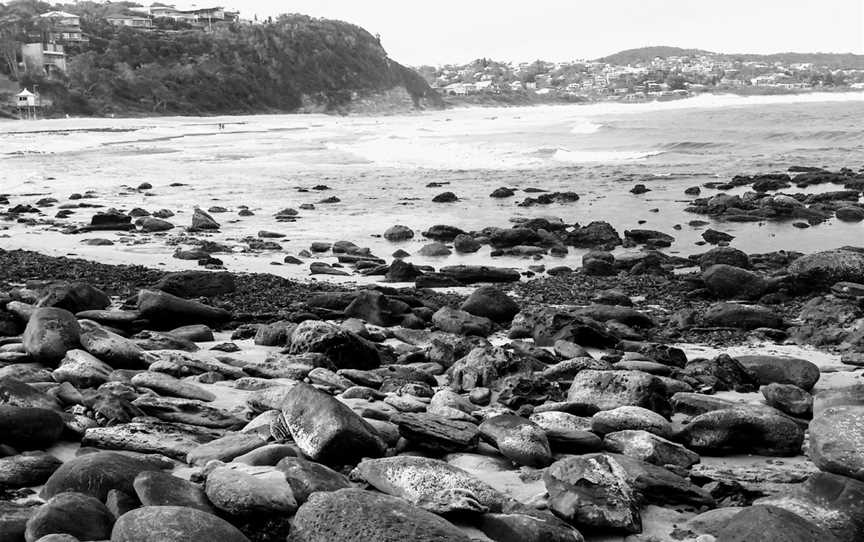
[{"x1": 1, "y1": 92, "x2": 863, "y2": 280}]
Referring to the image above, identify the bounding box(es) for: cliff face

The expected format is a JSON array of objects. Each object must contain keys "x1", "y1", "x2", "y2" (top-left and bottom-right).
[{"x1": 30, "y1": 14, "x2": 442, "y2": 116}]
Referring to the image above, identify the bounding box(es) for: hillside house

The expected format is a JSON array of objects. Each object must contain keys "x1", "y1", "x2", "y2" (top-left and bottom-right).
[
  {"x1": 14, "y1": 89, "x2": 37, "y2": 107},
  {"x1": 21, "y1": 42, "x2": 67, "y2": 75},
  {"x1": 38, "y1": 11, "x2": 88, "y2": 43},
  {"x1": 107, "y1": 15, "x2": 154, "y2": 29}
]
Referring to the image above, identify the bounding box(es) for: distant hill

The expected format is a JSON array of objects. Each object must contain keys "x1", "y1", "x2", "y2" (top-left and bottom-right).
[
  {"x1": 597, "y1": 46, "x2": 864, "y2": 69},
  {"x1": 596, "y1": 46, "x2": 714, "y2": 64}
]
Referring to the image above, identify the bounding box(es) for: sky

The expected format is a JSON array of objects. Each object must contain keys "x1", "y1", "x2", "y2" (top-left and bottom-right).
[{"x1": 224, "y1": 0, "x2": 864, "y2": 65}]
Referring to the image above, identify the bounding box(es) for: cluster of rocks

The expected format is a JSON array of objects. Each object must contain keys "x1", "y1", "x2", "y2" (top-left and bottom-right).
[
  {"x1": 1, "y1": 248, "x2": 864, "y2": 542},
  {"x1": 685, "y1": 168, "x2": 864, "y2": 227}
]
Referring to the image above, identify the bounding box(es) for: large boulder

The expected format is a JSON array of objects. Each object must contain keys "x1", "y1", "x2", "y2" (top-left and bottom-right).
[
  {"x1": 809, "y1": 405, "x2": 864, "y2": 481},
  {"x1": 288, "y1": 320, "x2": 381, "y2": 370},
  {"x1": 25, "y1": 492, "x2": 114, "y2": 542},
  {"x1": 544, "y1": 454, "x2": 641, "y2": 533},
  {"x1": 352, "y1": 456, "x2": 506, "y2": 514},
  {"x1": 566, "y1": 370, "x2": 671, "y2": 417},
  {"x1": 460, "y1": 286, "x2": 520, "y2": 323},
  {"x1": 205, "y1": 465, "x2": 297, "y2": 516},
  {"x1": 290, "y1": 488, "x2": 471, "y2": 542},
  {"x1": 111, "y1": 506, "x2": 250, "y2": 542},
  {"x1": 280, "y1": 383, "x2": 386, "y2": 465},
  {"x1": 735, "y1": 354, "x2": 820, "y2": 391},
  {"x1": 603, "y1": 430, "x2": 700, "y2": 469},
  {"x1": 133, "y1": 470, "x2": 214, "y2": 513},
  {"x1": 0, "y1": 406, "x2": 64, "y2": 450},
  {"x1": 191, "y1": 207, "x2": 220, "y2": 230},
  {"x1": 447, "y1": 346, "x2": 537, "y2": 392},
  {"x1": 789, "y1": 249, "x2": 864, "y2": 290},
  {"x1": 438, "y1": 265, "x2": 521, "y2": 284},
  {"x1": 0, "y1": 452, "x2": 62, "y2": 488},
  {"x1": 37, "y1": 282, "x2": 110, "y2": 313},
  {"x1": 22, "y1": 307, "x2": 82, "y2": 364},
  {"x1": 42, "y1": 451, "x2": 171, "y2": 500},
  {"x1": 384, "y1": 225, "x2": 415, "y2": 242},
  {"x1": 79, "y1": 322, "x2": 147, "y2": 369},
  {"x1": 137, "y1": 290, "x2": 231, "y2": 328},
  {"x1": 479, "y1": 415, "x2": 552, "y2": 468},
  {"x1": 715, "y1": 505, "x2": 841, "y2": 542},
  {"x1": 432, "y1": 306, "x2": 493, "y2": 336},
  {"x1": 699, "y1": 247, "x2": 750, "y2": 270},
  {"x1": 154, "y1": 270, "x2": 236, "y2": 298},
  {"x1": 702, "y1": 302, "x2": 784, "y2": 329},
  {"x1": 53, "y1": 349, "x2": 113, "y2": 388},
  {"x1": 591, "y1": 406, "x2": 672, "y2": 438},
  {"x1": 702, "y1": 265, "x2": 769, "y2": 299},
  {"x1": 756, "y1": 472, "x2": 864, "y2": 542},
  {"x1": 275, "y1": 457, "x2": 351, "y2": 504},
  {"x1": 679, "y1": 406, "x2": 804, "y2": 456}
]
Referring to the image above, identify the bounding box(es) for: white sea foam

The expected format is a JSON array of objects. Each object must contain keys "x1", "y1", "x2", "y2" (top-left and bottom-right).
[
  {"x1": 569, "y1": 119, "x2": 603, "y2": 134},
  {"x1": 552, "y1": 148, "x2": 661, "y2": 163}
]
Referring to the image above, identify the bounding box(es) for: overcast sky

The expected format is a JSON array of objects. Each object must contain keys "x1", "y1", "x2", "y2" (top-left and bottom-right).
[{"x1": 227, "y1": 1, "x2": 863, "y2": 65}]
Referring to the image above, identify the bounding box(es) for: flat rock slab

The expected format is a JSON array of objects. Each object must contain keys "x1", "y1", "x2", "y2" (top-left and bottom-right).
[{"x1": 82, "y1": 421, "x2": 223, "y2": 460}]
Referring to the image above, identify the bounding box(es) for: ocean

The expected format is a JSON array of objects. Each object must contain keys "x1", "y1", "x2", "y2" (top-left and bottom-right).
[{"x1": 1, "y1": 91, "x2": 863, "y2": 280}]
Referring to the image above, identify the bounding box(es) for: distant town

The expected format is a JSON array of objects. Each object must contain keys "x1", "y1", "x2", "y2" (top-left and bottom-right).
[{"x1": 416, "y1": 49, "x2": 864, "y2": 103}]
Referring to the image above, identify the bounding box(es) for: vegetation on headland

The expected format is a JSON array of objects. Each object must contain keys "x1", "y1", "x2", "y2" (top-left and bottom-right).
[{"x1": 0, "y1": 0, "x2": 442, "y2": 117}]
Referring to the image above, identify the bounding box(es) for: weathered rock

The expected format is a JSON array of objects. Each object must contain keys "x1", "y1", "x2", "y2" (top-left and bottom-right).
[
  {"x1": 0, "y1": 406, "x2": 64, "y2": 450},
  {"x1": 761, "y1": 383, "x2": 813, "y2": 417},
  {"x1": 679, "y1": 406, "x2": 804, "y2": 456},
  {"x1": 453, "y1": 234, "x2": 482, "y2": 253},
  {"x1": 42, "y1": 451, "x2": 171, "y2": 500},
  {"x1": 756, "y1": 471, "x2": 864, "y2": 542},
  {"x1": 809, "y1": 405, "x2": 864, "y2": 481},
  {"x1": 132, "y1": 395, "x2": 244, "y2": 429},
  {"x1": 479, "y1": 414, "x2": 552, "y2": 467},
  {"x1": 603, "y1": 430, "x2": 700, "y2": 469},
  {"x1": 133, "y1": 470, "x2": 214, "y2": 513},
  {"x1": 529, "y1": 411, "x2": 602, "y2": 453},
  {"x1": 591, "y1": 406, "x2": 672, "y2": 438},
  {"x1": 276, "y1": 457, "x2": 351, "y2": 504},
  {"x1": 280, "y1": 383, "x2": 386, "y2": 465},
  {"x1": 460, "y1": 286, "x2": 520, "y2": 323},
  {"x1": 352, "y1": 456, "x2": 506, "y2": 514},
  {"x1": 447, "y1": 346, "x2": 535, "y2": 392},
  {"x1": 702, "y1": 302, "x2": 784, "y2": 329},
  {"x1": 344, "y1": 290, "x2": 405, "y2": 327},
  {"x1": 735, "y1": 354, "x2": 820, "y2": 391},
  {"x1": 438, "y1": 265, "x2": 521, "y2": 284},
  {"x1": 79, "y1": 323, "x2": 146, "y2": 369},
  {"x1": 186, "y1": 432, "x2": 267, "y2": 466},
  {"x1": 702, "y1": 265, "x2": 769, "y2": 299},
  {"x1": 432, "y1": 306, "x2": 493, "y2": 336},
  {"x1": 393, "y1": 412, "x2": 479, "y2": 454},
  {"x1": 154, "y1": 270, "x2": 236, "y2": 298},
  {"x1": 0, "y1": 451, "x2": 62, "y2": 488},
  {"x1": 288, "y1": 320, "x2": 381, "y2": 370},
  {"x1": 0, "y1": 377, "x2": 61, "y2": 410},
  {"x1": 25, "y1": 492, "x2": 114, "y2": 542},
  {"x1": 479, "y1": 512, "x2": 584, "y2": 542},
  {"x1": 699, "y1": 247, "x2": 750, "y2": 270},
  {"x1": 137, "y1": 290, "x2": 231, "y2": 328},
  {"x1": 0, "y1": 502, "x2": 37, "y2": 542},
  {"x1": 82, "y1": 421, "x2": 220, "y2": 461},
  {"x1": 680, "y1": 354, "x2": 759, "y2": 392},
  {"x1": 37, "y1": 282, "x2": 110, "y2": 314},
  {"x1": 544, "y1": 454, "x2": 641, "y2": 532},
  {"x1": 715, "y1": 505, "x2": 841, "y2": 542},
  {"x1": 53, "y1": 349, "x2": 113, "y2": 388},
  {"x1": 290, "y1": 488, "x2": 471, "y2": 542},
  {"x1": 384, "y1": 225, "x2": 415, "y2": 242},
  {"x1": 130, "y1": 371, "x2": 215, "y2": 401},
  {"x1": 22, "y1": 308, "x2": 81, "y2": 364},
  {"x1": 566, "y1": 370, "x2": 671, "y2": 417},
  {"x1": 110, "y1": 506, "x2": 250, "y2": 542},
  {"x1": 205, "y1": 465, "x2": 297, "y2": 516},
  {"x1": 789, "y1": 249, "x2": 864, "y2": 290},
  {"x1": 191, "y1": 207, "x2": 220, "y2": 230}
]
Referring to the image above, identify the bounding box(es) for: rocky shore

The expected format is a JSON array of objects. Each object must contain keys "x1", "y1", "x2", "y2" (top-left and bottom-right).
[{"x1": 3, "y1": 166, "x2": 864, "y2": 541}]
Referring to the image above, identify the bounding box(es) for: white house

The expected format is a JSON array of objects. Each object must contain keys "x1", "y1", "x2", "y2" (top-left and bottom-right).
[{"x1": 15, "y1": 89, "x2": 37, "y2": 107}]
